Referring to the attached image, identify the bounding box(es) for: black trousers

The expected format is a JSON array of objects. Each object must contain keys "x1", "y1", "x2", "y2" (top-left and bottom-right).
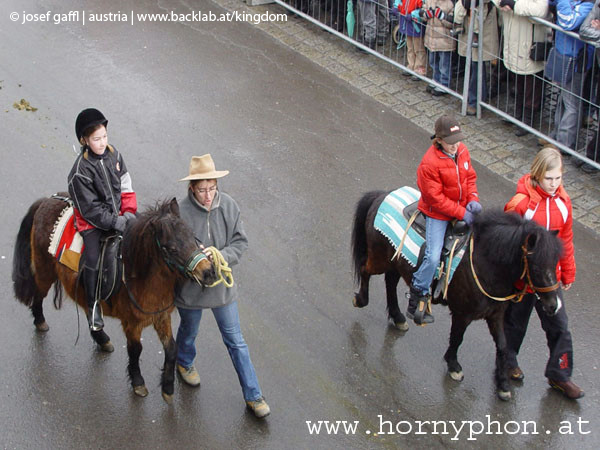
[
  {"x1": 504, "y1": 293, "x2": 573, "y2": 382},
  {"x1": 79, "y1": 228, "x2": 103, "y2": 271}
]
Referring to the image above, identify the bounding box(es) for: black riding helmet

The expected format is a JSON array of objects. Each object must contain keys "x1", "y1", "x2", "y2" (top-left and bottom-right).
[{"x1": 75, "y1": 108, "x2": 108, "y2": 141}]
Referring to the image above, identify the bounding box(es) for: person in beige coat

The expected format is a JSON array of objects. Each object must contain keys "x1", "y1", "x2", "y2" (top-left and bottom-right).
[
  {"x1": 493, "y1": 0, "x2": 549, "y2": 134},
  {"x1": 454, "y1": 0, "x2": 499, "y2": 115},
  {"x1": 423, "y1": 0, "x2": 457, "y2": 95}
]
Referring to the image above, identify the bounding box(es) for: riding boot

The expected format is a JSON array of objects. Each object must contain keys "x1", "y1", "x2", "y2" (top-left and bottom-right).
[
  {"x1": 82, "y1": 268, "x2": 104, "y2": 331},
  {"x1": 406, "y1": 286, "x2": 434, "y2": 325}
]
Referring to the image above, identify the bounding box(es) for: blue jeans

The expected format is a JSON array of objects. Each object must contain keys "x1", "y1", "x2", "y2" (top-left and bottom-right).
[
  {"x1": 553, "y1": 71, "x2": 585, "y2": 150},
  {"x1": 411, "y1": 217, "x2": 448, "y2": 296},
  {"x1": 428, "y1": 51, "x2": 452, "y2": 88},
  {"x1": 176, "y1": 302, "x2": 262, "y2": 402},
  {"x1": 467, "y1": 60, "x2": 488, "y2": 108}
]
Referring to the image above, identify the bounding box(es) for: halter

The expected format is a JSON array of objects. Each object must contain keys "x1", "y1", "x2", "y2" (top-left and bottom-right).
[
  {"x1": 156, "y1": 237, "x2": 209, "y2": 284},
  {"x1": 122, "y1": 238, "x2": 210, "y2": 316},
  {"x1": 469, "y1": 234, "x2": 560, "y2": 302}
]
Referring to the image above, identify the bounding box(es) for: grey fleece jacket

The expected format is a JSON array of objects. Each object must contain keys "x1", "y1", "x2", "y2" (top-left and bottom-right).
[{"x1": 174, "y1": 189, "x2": 248, "y2": 309}]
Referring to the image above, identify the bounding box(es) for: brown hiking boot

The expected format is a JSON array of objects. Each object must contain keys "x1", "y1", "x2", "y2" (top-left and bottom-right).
[
  {"x1": 548, "y1": 379, "x2": 584, "y2": 399},
  {"x1": 406, "y1": 287, "x2": 434, "y2": 325},
  {"x1": 507, "y1": 366, "x2": 524, "y2": 381}
]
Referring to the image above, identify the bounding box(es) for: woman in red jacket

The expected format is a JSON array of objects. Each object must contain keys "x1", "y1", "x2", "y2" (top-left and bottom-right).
[
  {"x1": 409, "y1": 115, "x2": 481, "y2": 324},
  {"x1": 504, "y1": 147, "x2": 583, "y2": 399}
]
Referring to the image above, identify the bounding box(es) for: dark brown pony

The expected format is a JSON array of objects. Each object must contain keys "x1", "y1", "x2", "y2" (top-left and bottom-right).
[
  {"x1": 351, "y1": 191, "x2": 563, "y2": 400},
  {"x1": 12, "y1": 195, "x2": 216, "y2": 402}
]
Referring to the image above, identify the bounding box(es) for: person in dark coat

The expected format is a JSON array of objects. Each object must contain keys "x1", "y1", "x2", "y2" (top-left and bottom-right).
[{"x1": 67, "y1": 108, "x2": 137, "y2": 331}]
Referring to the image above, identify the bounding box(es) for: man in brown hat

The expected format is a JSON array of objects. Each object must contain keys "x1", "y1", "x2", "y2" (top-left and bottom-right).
[
  {"x1": 408, "y1": 115, "x2": 481, "y2": 325},
  {"x1": 174, "y1": 154, "x2": 270, "y2": 418}
]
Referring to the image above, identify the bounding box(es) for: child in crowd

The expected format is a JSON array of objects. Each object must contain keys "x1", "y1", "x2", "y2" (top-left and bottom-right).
[
  {"x1": 397, "y1": 0, "x2": 427, "y2": 77},
  {"x1": 422, "y1": 0, "x2": 457, "y2": 95}
]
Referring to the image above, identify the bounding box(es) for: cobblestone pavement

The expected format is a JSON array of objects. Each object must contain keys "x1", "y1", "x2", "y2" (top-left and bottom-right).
[{"x1": 214, "y1": 0, "x2": 600, "y2": 233}]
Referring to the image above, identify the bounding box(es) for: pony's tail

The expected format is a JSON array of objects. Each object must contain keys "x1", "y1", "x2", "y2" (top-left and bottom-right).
[
  {"x1": 12, "y1": 199, "x2": 44, "y2": 306},
  {"x1": 351, "y1": 191, "x2": 384, "y2": 284}
]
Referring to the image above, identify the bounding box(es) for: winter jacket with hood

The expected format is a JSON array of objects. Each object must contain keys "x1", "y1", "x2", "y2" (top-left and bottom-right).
[
  {"x1": 67, "y1": 145, "x2": 137, "y2": 232},
  {"x1": 417, "y1": 142, "x2": 479, "y2": 221},
  {"x1": 504, "y1": 173, "x2": 576, "y2": 285},
  {"x1": 175, "y1": 189, "x2": 248, "y2": 309}
]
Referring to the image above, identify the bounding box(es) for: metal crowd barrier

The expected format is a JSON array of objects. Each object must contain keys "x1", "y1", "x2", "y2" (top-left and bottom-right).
[{"x1": 269, "y1": 0, "x2": 600, "y2": 170}]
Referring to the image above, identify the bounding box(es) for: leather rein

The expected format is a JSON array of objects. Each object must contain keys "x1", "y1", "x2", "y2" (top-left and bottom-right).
[
  {"x1": 124, "y1": 239, "x2": 209, "y2": 315},
  {"x1": 469, "y1": 234, "x2": 560, "y2": 302}
]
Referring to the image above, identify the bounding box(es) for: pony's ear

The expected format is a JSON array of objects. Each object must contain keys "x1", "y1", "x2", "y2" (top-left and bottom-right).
[
  {"x1": 526, "y1": 232, "x2": 538, "y2": 251},
  {"x1": 169, "y1": 198, "x2": 180, "y2": 217}
]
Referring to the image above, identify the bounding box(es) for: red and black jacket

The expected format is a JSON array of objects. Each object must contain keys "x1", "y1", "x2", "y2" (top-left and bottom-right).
[{"x1": 67, "y1": 145, "x2": 137, "y2": 232}]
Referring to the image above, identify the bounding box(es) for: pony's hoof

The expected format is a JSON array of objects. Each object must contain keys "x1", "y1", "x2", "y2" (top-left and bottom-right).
[
  {"x1": 352, "y1": 296, "x2": 365, "y2": 308},
  {"x1": 497, "y1": 390, "x2": 512, "y2": 401},
  {"x1": 133, "y1": 385, "x2": 149, "y2": 397},
  {"x1": 393, "y1": 320, "x2": 409, "y2": 331},
  {"x1": 35, "y1": 322, "x2": 49, "y2": 332},
  {"x1": 161, "y1": 392, "x2": 174, "y2": 404},
  {"x1": 99, "y1": 341, "x2": 114, "y2": 353},
  {"x1": 449, "y1": 370, "x2": 464, "y2": 382}
]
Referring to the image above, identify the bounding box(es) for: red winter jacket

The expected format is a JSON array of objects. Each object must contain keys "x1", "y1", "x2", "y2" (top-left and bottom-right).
[
  {"x1": 504, "y1": 174, "x2": 576, "y2": 285},
  {"x1": 417, "y1": 143, "x2": 479, "y2": 221}
]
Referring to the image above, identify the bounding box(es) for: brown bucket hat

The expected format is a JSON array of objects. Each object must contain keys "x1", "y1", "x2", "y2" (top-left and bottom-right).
[{"x1": 179, "y1": 154, "x2": 229, "y2": 181}]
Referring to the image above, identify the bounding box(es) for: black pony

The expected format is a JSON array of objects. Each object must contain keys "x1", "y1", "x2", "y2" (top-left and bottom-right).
[
  {"x1": 12, "y1": 196, "x2": 216, "y2": 402},
  {"x1": 351, "y1": 191, "x2": 563, "y2": 400}
]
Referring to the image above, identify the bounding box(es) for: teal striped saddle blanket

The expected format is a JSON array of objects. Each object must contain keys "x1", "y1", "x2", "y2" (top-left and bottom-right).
[{"x1": 373, "y1": 186, "x2": 468, "y2": 287}]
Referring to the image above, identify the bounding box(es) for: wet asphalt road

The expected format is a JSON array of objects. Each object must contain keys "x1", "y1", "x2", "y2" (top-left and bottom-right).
[{"x1": 1, "y1": 0, "x2": 599, "y2": 448}]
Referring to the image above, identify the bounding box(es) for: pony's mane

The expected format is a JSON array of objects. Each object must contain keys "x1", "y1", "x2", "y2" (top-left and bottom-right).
[
  {"x1": 122, "y1": 200, "x2": 180, "y2": 278},
  {"x1": 473, "y1": 209, "x2": 563, "y2": 267}
]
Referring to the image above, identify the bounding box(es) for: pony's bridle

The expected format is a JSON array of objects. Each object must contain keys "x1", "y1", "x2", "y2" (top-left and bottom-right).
[
  {"x1": 469, "y1": 234, "x2": 560, "y2": 302},
  {"x1": 123, "y1": 239, "x2": 210, "y2": 316},
  {"x1": 156, "y1": 237, "x2": 210, "y2": 285}
]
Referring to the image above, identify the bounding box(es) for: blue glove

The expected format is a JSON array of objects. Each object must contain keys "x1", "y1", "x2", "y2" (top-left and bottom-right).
[
  {"x1": 463, "y1": 210, "x2": 475, "y2": 225},
  {"x1": 124, "y1": 211, "x2": 137, "y2": 222},
  {"x1": 466, "y1": 201, "x2": 482, "y2": 215}
]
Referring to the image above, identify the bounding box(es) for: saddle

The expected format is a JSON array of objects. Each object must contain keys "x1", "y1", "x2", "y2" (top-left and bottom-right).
[
  {"x1": 402, "y1": 201, "x2": 471, "y2": 302},
  {"x1": 50, "y1": 194, "x2": 123, "y2": 303},
  {"x1": 95, "y1": 232, "x2": 124, "y2": 303}
]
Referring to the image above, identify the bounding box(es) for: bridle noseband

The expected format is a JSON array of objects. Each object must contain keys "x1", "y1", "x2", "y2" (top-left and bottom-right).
[{"x1": 469, "y1": 234, "x2": 560, "y2": 302}]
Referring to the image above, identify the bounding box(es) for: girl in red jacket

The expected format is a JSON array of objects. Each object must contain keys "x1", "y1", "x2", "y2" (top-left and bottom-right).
[
  {"x1": 504, "y1": 147, "x2": 583, "y2": 399},
  {"x1": 409, "y1": 115, "x2": 481, "y2": 324}
]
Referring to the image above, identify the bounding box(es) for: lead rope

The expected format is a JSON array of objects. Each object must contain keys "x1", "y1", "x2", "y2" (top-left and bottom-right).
[
  {"x1": 204, "y1": 246, "x2": 234, "y2": 288},
  {"x1": 469, "y1": 234, "x2": 528, "y2": 302}
]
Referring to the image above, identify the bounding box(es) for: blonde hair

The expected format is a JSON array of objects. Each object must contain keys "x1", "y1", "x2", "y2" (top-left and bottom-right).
[{"x1": 530, "y1": 147, "x2": 563, "y2": 188}]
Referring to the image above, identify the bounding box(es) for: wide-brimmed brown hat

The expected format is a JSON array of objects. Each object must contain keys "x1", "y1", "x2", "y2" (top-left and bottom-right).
[{"x1": 179, "y1": 154, "x2": 229, "y2": 181}]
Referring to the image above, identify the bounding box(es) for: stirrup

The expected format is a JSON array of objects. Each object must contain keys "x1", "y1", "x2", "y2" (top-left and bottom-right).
[
  {"x1": 412, "y1": 297, "x2": 434, "y2": 325},
  {"x1": 88, "y1": 301, "x2": 104, "y2": 331}
]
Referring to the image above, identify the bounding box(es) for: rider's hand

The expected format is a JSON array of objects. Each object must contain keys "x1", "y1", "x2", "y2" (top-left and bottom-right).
[
  {"x1": 466, "y1": 201, "x2": 482, "y2": 215},
  {"x1": 463, "y1": 210, "x2": 475, "y2": 225},
  {"x1": 562, "y1": 283, "x2": 572, "y2": 291},
  {"x1": 114, "y1": 215, "x2": 127, "y2": 233}
]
